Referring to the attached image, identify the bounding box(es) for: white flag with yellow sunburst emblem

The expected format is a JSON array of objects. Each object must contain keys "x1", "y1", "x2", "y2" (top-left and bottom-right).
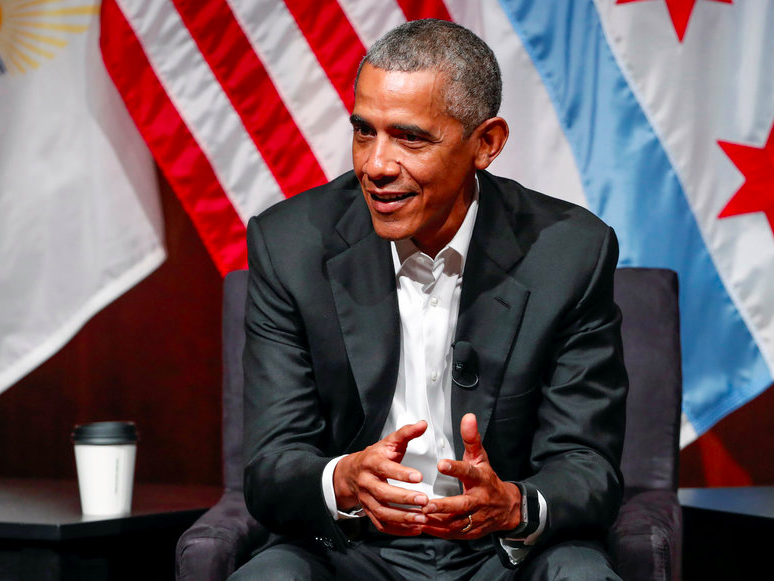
[{"x1": 0, "y1": 0, "x2": 165, "y2": 393}]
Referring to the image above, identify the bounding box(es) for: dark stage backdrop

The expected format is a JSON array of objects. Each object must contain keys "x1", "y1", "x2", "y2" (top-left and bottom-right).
[{"x1": 1, "y1": 173, "x2": 772, "y2": 488}]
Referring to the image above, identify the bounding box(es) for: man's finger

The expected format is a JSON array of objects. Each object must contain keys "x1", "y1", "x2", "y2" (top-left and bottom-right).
[
  {"x1": 421, "y1": 514, "x2": 477, "y2": 538},
  {"x1": 369, "y1": 518, "x2": 425, "y2": 537},
  {"x1": 365, "y1": 456, "x2": 424, "y2": 484},
  {"x1": 368, "y1": 478, "x2": 429, "y2": 508},
  {"x1": 422, "y1": 492, "x2": 473, "y2": 515},
  {"x1": 364, "y1": 501, "x2": 428, "y2": 526},
  {"x1": 437, "y1": 458, "x2": 479, "y2": 486},
  {"x1": 358, "y1": 492, "x2": 427, "y2": 534},
  {"x1": 423, "y1": 510, "x2": 469, "y2": 527},
  {"x1": 460, "y1": 413, "x2": 486, "y2": 462},
  {"x1": 386, "y1": 420, "x2": 428, "y2": 449},
  {"x1": 381, "y1": 421, "x2": 428, "y2": 479}
]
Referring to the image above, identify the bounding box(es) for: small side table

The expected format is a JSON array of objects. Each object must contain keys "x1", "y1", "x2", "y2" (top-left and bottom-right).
[
  {"x1": 679, "y1": 486, "x2": 774, "y2": 581},
  {"x1": 0, "y1": 477, "x2": 221, "y2": 581}
]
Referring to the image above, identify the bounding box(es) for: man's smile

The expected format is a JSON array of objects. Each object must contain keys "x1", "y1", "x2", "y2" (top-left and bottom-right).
[
  {"x1": 368, "y1": 189, "x2": 418, "y2": 213},
  {"x1": 370, "y1": 191, "x2": 415, "y2": 202}
]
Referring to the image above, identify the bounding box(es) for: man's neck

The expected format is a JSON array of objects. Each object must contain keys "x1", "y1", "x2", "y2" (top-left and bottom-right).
[{"x1": 411, "y1": 175, "x2": 479, "y2": 259}]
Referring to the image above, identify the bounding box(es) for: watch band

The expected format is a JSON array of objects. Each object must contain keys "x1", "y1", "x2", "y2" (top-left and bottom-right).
[{"x1": 500, "y1": 482, "x2": 541, "y2": 540}]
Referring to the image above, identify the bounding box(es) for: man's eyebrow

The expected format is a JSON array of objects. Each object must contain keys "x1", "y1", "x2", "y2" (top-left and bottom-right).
[
  {"x1": 391, "y1": 123, "x2": 433, "y2": 138},
  {"x1": 349, "y1": 114, "x2": 370, "y2": 126},
  {"x1": 350, "y1": 115, "x2": 433, "y2": 138}
]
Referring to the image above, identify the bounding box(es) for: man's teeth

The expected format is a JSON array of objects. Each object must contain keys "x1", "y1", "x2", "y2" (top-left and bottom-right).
[{"x1": 372, "y1": 192, "x2": 414, "y2": 201}]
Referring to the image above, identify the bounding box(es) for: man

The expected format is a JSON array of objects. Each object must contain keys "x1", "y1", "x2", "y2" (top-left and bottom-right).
[{"x1": 234, "y1": 19, "x2": 627, "y2": 581}]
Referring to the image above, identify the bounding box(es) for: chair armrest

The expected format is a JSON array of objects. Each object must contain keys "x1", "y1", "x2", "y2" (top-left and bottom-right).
[
  {"x1": 607, "y1": 489, "x2": 682, "y2": 581},
  {"x1": 176, "y1": 489, "x2": 268, "y2": 581}
]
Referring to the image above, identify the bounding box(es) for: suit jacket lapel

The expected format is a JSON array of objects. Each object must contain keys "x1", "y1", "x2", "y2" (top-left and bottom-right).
[
  {"x1": 452, "y1": 176, "x2": 531, "y2": 459},
  {"x1": 326, "y1": 197, "x2": 400, "y2": 451}
]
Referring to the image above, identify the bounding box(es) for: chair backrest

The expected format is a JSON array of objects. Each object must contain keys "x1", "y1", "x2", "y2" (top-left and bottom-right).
[
  {"x1": 222, "y1": 269, "x2": 249, "y2": 491},
  {"x1": 614, "y1": 267, "x2": 682, "y2": 492},
  {"x1": 221, "y1": 267, "x2": 682, "y2": 493}
]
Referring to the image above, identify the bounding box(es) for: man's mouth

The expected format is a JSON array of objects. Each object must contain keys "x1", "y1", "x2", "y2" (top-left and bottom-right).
[{"x1": 370, "y1": 191, "x2": 416, "y2": 203}]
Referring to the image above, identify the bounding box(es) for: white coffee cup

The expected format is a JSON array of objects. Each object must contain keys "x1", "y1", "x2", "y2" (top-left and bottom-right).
[{"x1": 72, "y1": 421, "x2": 138, "y2": 517}]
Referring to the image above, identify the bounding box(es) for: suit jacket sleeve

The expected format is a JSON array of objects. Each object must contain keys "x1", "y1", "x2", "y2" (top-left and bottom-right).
[
  {"x1": 521, "y1": 225, "x2": 627, "y2": 546},
  {"x1": 242, "y1": 216, "x2": 348, "y2": 548}
]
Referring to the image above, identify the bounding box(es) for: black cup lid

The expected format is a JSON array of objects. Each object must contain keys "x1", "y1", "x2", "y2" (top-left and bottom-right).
[{"x1": 72, "y1": 421, "x2": 138, "y2": 445}]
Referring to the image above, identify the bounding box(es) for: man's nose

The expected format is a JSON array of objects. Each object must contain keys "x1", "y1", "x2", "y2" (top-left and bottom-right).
[{"x1": 363, "y1": 136, "x2": 400, "y2": 180}]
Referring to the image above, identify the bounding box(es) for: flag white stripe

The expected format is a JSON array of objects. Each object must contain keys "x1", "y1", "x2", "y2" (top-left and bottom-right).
[
  {"x1": 446, "y1": 0, "x2": 587, "y2": 206},
  {"x1": 337, "y1": 0, "x2": 407, "y2": 47},
  {"x1": 228, "y1": 0, "x2": 353, "y2": 180},
  {"x1": 680, "y1": 413, "x2": 698, "y2": 449},
  {"x1": 116, "y1": 0, "x2": 284, "y2": 223}
]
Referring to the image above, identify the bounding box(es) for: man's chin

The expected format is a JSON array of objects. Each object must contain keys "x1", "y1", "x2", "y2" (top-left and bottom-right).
[{"x1": 370, "y1": 220, "x2": 414, "y2": 243}]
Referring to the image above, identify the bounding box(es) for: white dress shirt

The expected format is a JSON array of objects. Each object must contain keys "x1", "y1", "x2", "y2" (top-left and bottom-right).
[
  {"x1": 321, "y1": 191, "x2": 477, "y2": 513},
  {"x1": 380, "y1": 196, "x2": 477, "y2": 500},
  {"x1": 321, "y1": 183, "x2": 544, "y2": 559}
]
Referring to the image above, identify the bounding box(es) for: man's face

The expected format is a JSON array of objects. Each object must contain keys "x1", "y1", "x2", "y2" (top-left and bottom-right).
[{"x1": 351, "y1": 64, "x2": 480, "y2": 257}]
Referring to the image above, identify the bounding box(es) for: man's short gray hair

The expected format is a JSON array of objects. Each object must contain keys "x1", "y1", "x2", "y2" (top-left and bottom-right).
[{"x1": 355, "y1": 19, "x2": 502, "y2": 137}]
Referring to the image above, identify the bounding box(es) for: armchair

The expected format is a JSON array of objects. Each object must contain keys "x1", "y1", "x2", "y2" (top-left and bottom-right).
[
  {"x1": 608, "y1": 267, "x2": 682, "y2": 581},
  {"x1": 175, "y1": 269, "x2": 267, "y2": 581},
  {"x1": 176, "y1": 267, "x2": 682, "y2": 580}
]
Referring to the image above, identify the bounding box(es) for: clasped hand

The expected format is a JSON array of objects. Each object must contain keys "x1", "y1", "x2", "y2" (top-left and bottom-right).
[{"x1": 333, "y1": 413, "x2": 522, "y2": 539}]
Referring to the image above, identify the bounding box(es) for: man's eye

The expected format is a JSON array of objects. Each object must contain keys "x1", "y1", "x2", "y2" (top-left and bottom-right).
[
  {"x1": 403, "y1": 133, "x2": 423, "y2": 143},
  {"x1": 353, "y1": 124, "x2": 374, "y2": 136}
]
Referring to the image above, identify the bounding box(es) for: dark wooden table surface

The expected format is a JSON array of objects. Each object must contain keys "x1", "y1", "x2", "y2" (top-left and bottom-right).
[
  {"x1": 679, "y1": 486, "x2": 774, "y2": 580},
  {"x1": 0, "y1": 477, "x2": 222, "y2": 580}
]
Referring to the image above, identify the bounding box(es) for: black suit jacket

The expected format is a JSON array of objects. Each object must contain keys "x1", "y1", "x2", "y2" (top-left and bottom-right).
[{"x1": 242, "y1": 170, "x2": 627, "y2": 556}]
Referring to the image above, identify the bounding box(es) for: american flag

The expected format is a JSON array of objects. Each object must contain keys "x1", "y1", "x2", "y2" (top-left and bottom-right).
[{"x1": 100, "y1": 0, "x2": 464, "y2": 275}]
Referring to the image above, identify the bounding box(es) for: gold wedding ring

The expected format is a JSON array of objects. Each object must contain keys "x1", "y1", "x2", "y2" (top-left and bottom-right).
[{"x1": 461, "y1": 514, "x2": 473, "y2": 532}]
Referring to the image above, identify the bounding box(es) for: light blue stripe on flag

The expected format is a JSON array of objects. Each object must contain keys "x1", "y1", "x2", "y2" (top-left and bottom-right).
[{"x1": 499, "y1": 0, "x2": 771, "y2": 435}]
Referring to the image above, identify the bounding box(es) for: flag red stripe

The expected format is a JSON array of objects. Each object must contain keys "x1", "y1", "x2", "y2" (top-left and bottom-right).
[
  {"x1": 100, "y1": 0, "x2": 247, "y2": 275},
  {"x1": 284, "y1": 0, "x2": 365, "y2": 112},
  {"x1": 172, "y1": 0, "x2": 328, "y2": 197},
  {"x1": 395, "y1": 0, "x2": 452, "y2": 21}
]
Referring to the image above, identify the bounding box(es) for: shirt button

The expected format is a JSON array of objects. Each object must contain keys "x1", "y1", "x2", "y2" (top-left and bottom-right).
[
  {"x1": 431, "y1": 371, "x2": 438, "y2": 382},
  {"x1": 438, "y1": 439, "x2": 445, "y2": 449},
  {"x1": 429, "y1": 296, "x2": 439, "y2": 307}
]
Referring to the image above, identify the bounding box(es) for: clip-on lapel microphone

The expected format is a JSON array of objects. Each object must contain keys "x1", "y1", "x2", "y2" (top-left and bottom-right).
[{"x1": 452, "y1": 340, "x2": 479, "y2": 389}]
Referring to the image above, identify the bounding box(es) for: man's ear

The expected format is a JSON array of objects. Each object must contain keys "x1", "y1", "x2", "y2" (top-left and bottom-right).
[{"x1": 473, "y1": 117, "x2": 509, "y2": 170}]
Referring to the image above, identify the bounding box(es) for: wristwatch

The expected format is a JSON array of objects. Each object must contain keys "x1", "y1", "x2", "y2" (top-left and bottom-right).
[{"x1": 499, "y1": 482, "x2": 541, "y2": 541}]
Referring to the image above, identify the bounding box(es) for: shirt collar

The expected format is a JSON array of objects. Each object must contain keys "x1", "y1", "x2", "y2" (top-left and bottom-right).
[{"x1": 391, "y1": 175, "x2": 480, "y2": 276}]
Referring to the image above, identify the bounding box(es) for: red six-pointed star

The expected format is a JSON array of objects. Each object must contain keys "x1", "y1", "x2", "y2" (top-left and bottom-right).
[
  {"x1": 718, "y1": 123, "x2": 774, "y2": 235},
  {"x1": 616, "y1": 0, "x2": 732, "y2": 42}
]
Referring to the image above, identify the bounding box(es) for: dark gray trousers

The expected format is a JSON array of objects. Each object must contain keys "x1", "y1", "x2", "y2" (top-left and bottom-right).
[{"x1": 228, "y1": 532, "x2": 622, "y2": 581}]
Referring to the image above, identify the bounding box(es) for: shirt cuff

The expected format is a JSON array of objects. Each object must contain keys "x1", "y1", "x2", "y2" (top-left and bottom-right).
[{"x1": 322, "y1": 455, "x2": 365, "y2": 521}]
